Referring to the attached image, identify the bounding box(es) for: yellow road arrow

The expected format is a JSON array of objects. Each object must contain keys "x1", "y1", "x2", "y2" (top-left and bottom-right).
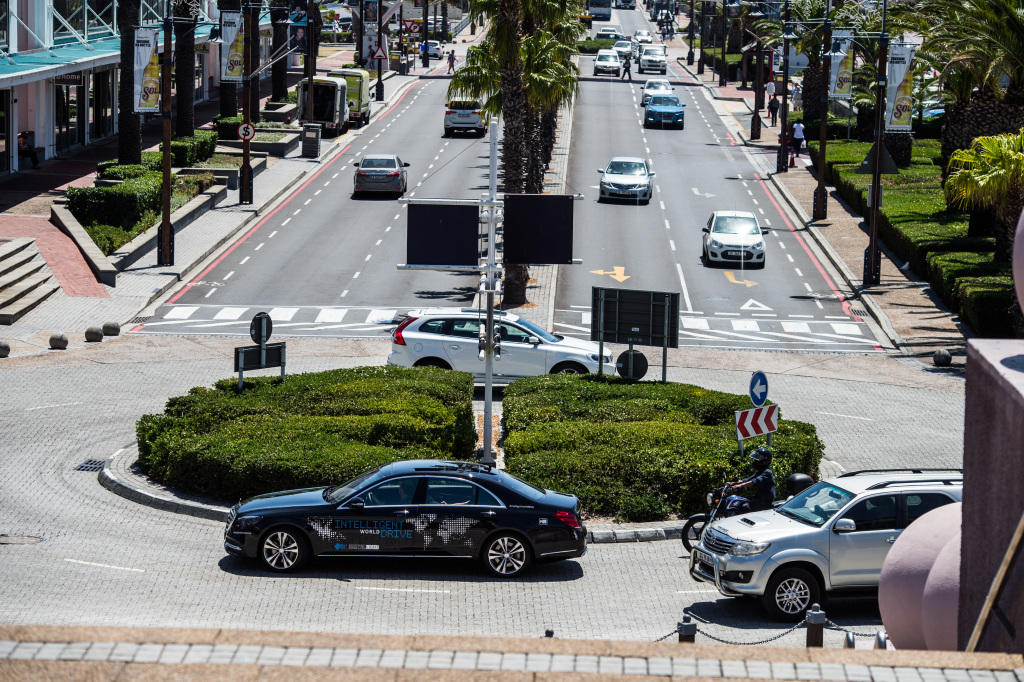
[
  {"x1": 724, "y1": 271, "x2": 758, "y2": 287},
  {"x1": 590, "y1": 266, "x2": 631, "y2": 282}
]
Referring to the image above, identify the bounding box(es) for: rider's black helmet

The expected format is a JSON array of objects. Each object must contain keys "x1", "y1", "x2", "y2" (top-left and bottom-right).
[
  {"x1": 749, "y1": 447, "x2": 773, "y2": 468},
  {"x1": 786, "y1": 472, "x2": 814, "y2": 494}
]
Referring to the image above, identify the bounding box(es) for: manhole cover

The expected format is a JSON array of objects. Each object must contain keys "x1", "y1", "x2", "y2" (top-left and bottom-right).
[
  {"x1": 0, "y1": 535, "x2": 43, "y2": 545},
  {"x1": 74, "y1": 459, "x2": 106, "y2": 472}
]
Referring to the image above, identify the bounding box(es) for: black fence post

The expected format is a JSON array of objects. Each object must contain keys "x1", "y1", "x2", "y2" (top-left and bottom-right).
[
  {"x1": 805, "y1": 603, "x2": 825, "y2": 647},
  {"x1": 677, "y1": 615, "x2": 697, "y2": 643}
]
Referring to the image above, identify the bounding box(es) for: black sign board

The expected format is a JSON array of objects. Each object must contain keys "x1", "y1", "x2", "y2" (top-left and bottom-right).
[
  {"x1": 250, "y1": 312, "x2": 272, "y2": 344},
  {"x1": 234, "y1": 342, "x2": 286, "y2": 372},
  {"x1": 502, "y1": 194, "x2": 574, "y2": 265},
  {"x1": 53, "y1": 72, "x2": 83, "y2": 86},
  {"x1": 590, "y1": 287, "x2": 679, "y2": 348},
  {"x1": 406, "y1": 204, "x2": 479, "y2": 265}
]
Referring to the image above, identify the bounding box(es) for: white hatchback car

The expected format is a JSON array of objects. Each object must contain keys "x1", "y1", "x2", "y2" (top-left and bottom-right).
[
  {"x1": 641, "y1": 78, "x2": 673, "y2": 105},
  {"x1": 387, "y1": 309, "x2": 613, "y2": 380},
  {"x1": 593, "y1": 49, "x2": 622, "y2": 77},
  {"x1": 702, "y1": 210, "x2": 768, "y2": 267}
]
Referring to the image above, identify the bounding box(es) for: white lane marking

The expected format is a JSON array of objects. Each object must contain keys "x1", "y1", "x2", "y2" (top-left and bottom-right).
[
  {"x1": 394, "y1": 214, "x2": 401, "y2": 220},
  {"x1": 254, "y1": 242, "x2": 265, "y2": 251},
  {"x1": 385, "y1": 225, "x2": 392, "y2": 232},
  {"x1": 204, "y1": 289, "x2": 216, "y2": 298},
  {"x1": 746, "y1": 189, "x2": 753, "y2": 196},
  {"x1": 831, "y1": 323, "x2": 862, "y2": 335},
  {"x1": 794, "y1": 267, "x2": 803, "y2": 277},
  {"x1": 681, "y1": 317, "x2": 710, "y2": 330},
  {"x1": 741, "y1": 181, "x2": 748, "y2": 187},
  {"x1": 314, "y1": 189, "x2": 322, "y2": 196},
  {"x1": 355, "y1": 587, "x2": 451, "y2": 594},
  {"x1": 365, "y1": 309, "x2": 398, "y2": 324},
  {"x1": 751, "y1": 198, "x2": 759, "y2": 205},
  {"x1": 332, "y1": 173, "x2": 339, "y2": 179},
  {"x1": 763, "y1": 219, "x2": 771, "y2": 226},
  {"x1": 553, "y1": 321, "x2": 590, "y2": 332},
  {"x1": 364, "y1": 254, "x2": 372, "y2": 262},
  {"x1": 826, "y1": 315, "x2": 851, "y2": 319},
  {"x1": 409, "y1": 192, "x2": 416, "y2": 197},
  {"x1": 675, "y1": 263, "x2": 693, "y2": 312},
  {"x1": 815, "y1": 411, "x2": 875, "y2": 421},
  {"x1": 281, "y1": 218, "x2": 291, "y2": 227},
  {"x1": 758, "y1": 208, "x2": 765, "y2": 215},
  {"x1": 315, "y1": 308, "x2": 348, "y2": 323},
  {"x1": 164, "y1": 306, "x2": 198, "y2": 319},
  {"x1": 376, "y1": 239, "x2": 382, "y2": 246},
  {"x1": 268, "y1": 231, "x2": 277, "y2": 239},
  {"x1": 789, "y1": 314, "x2": 813, "y2": 318},
  {"x1": 645, "y1": 146, "x2": 650, "y2": 154},
  {"x1": 268, "y1": 307, "x2": 299, "y2": 321},
  {"x1": 214, "y1": 307, "x2": 247, "y2": 320},
  {"x1": 803, "y1": 282, "x2": 813, "y2": 292},
  {"x1": 340, "y1": 290, "x2": 349, "y2": 298},
  {"x1": 239, "y1": 256, "x2": 250, "y2": 265},
  {"x1": 669, "y1": 239, "x2": 676, "y2": 251},
  {"x1": 293, "y1": 208, "x2": 301, "y2": 215},
  {"x1": 714, "y1": 312, "x2": 740, "y2": 316},
  {"x1": 353, "y1": 271, "x2": 361, "y2": 279},
  {"x1": 25, "y1": 401, "x2": 82, "y2": 411},
  {"x1": 778, "y1": 242, "x2": 786, "y2": 249},
  {"x1": 786, "y1": 254, "x2": 794, "y2": 263},
  {"x1": 223, "y1": 271, "x2": 235, "y2": 280},
  {"x1": 65, "y1": 558, "x2": 144, "y2": 573},
  {"x1": 422, "y1": 172, "x2": 429, "y2": 178},
  {"x1": 731, "y1": 319, "x2": 760, "y2": 331},
  {"x1": 815, "y1": 299, "x2": 824, "y2": 310},
  {"x1": 655, "y1": 184, "x2": 661, "y2": 193},
  {"x1": 664, "y1": 219, "x2": 671, "y2": 229},
  {"x1": 781, "y1": 321, "x2": 811, "y2": 333},
  {"x1": 752, "y1": 313, "x2": 776, "y2": 318},
  {"x1": 324, "y1": 181, "x2": 330, "y2": 187},
  {"x1": 304, "y1": 198, "x2": 312, "y2": 205},
  {"x1": 659, "y1": 200, "x2": 666, "y2": 210},
  {"x1": 429, "y1": 164, "x2": 434, "y2": 169}
]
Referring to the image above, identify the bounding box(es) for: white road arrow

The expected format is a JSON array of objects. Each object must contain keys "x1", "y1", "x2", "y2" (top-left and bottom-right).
[
  {"x1": 740, "y1": 298, "x2": 773, "y2": 311},
  {"x1": 691, "y1": 187, "x2": 716, "y2": 199},
  {"x1": 752, "y1": 379, "x2": 766, "y2": 402}
]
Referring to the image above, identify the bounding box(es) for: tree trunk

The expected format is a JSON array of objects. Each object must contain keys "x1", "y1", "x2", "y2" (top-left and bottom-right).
[
  {"x1": 117, "y1": 0, "x2": 142, "y2": 164},
  {"x1": 995, "y1": 200, "x2": 1023, "y2": 263},
  {"x1": 271, "y1": 0, "x2": 289, "y2": 102},
  {"x1": 173, "y1": 1, "x2": 196, "y2": 138},
  {"x1": 883, "y1": 132, "x2": 912, "y2": 167},
  {"x1": 801, "y1": 62, "x2": 825, "y2": 129},
  {"x1": 497, "y1": 0, "x2": 528, "y2": 304},
  {"x1": 219, "y1": 0, "x2": 240, "y2": 118},
  {"x1": 856, "y1": 104, "x2": 874, "y2": 142},
  {"x1": 248, "y1": 5, "x2": 262, "y2": 123},
  {"x1": 441, "y1": 1, "x2": 449, "y2": 40},
  {"x1": 540, "y1": 107, "x2": 557, "y2": 168},
  {"x1": 968, "y1": 206, "x2": 997, "y2": 239},
  {"x1": 941, "y1": 89, "x2": 1024, "y2": 181}
]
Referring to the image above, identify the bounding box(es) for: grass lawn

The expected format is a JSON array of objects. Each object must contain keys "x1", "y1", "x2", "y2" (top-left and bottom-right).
[{"x1": 193, "y1": 154, "x2": 243, "y2": 169}]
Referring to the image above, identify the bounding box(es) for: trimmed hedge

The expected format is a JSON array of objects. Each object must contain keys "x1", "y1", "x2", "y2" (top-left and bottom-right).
[
  {"x1": 213, "y1": 114, "x2": 245, "y2": 140},
  {"x1": 96, "y1": 152, "x2": 162, "y2": 176},
  {"x1": 136, "y1": 366, "x2": 477, "y2": 501},
  {"x1": 809, "y1": 139, "x2": 1015, "y2": 337},
  {"x1": 162, "y1": 130, "x2": 218, "y2": 167},
  {"x1": 577, "y1": 39, "x2": 615, "y2": 54},
  {"x1": 67, "y1": 171, "x2": 164, "y2": 229},
  {"x1": 502, "y1": 375, "x2": 824, "y2": 521}
]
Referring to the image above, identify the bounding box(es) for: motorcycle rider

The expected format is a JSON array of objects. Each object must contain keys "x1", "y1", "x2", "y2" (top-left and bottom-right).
[{"x1": 728, "y1": 447, "x2": 777, "y2": 512}]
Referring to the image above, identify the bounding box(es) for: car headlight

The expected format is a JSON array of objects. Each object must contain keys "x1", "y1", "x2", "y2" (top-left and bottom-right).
[
  {"x1": 728, "y1": 540, "x2": 771, "y2": 556},
  {"x1": 751, "y1": 241, "x2": 764, "y2": 251},
  {"x1": 233, "y1": 515, "x2": 262, "y2": 531},
  {"x1": 710, "y1": 239, "x2": 724, "y2": 249}
]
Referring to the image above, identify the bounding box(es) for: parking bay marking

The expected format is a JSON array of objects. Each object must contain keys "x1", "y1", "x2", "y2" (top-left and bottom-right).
[
  {"x1": 65, "y1": 558, "x2": 144, "y2": 573},
  {"x1": 355, "y1": 586, "x2": 451, "y2": 594}
]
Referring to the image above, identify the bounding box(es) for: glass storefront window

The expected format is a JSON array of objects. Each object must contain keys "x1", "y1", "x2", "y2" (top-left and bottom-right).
[
  {"x1": 55, "y1": 84, "x2": 85, "y2": 153},
  {"x1": 90, "y1": 70, "x2": 115, "y2": 139},
  {"x1": 0, "y1": 0, "x2": 9, "y2": 54},
  {"x1": 194, "y1": 54, "x2": 205, "y2": 102},
  {"x1": 0, "y1": 90, "x2": 9, "y2": 174}
]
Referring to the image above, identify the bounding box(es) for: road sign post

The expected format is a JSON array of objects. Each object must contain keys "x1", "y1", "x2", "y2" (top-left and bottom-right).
[{"x1": 235, "y1": 312, "x2": 286, "y2": 389}]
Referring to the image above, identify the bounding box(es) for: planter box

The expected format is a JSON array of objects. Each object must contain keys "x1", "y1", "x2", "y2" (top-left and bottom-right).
[
  {"x1": 218, "y1": 131, "x2": 300, "y2": 157},
  {"x1": 262, "y1": 102, "x2": 297, "y2": 123},
  {"x1": 177, "y1": 154, "x2": 267, "y2": 190}
]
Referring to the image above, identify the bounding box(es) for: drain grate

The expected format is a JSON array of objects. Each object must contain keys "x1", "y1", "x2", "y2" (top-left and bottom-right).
[
  {"x1": 74, "y1": 459, "x2": 106, "y2": 472},
  {"x1": 128, "y1": 316, "x2": 154, "y2": 324}
]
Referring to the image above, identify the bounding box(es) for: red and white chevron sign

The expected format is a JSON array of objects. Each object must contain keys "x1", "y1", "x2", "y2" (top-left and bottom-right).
[{"x1": 735, "y1": 405, "x2": 779, "y2": 440}]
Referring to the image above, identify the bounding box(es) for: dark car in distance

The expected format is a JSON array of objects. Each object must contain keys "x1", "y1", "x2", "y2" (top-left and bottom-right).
[{"x1": 224, "y1": 460, "x2": 587, "y2": 577}]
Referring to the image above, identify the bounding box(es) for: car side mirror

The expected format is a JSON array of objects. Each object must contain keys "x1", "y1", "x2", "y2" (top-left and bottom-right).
[
  {"x1": 347, "y1": 498, "x2": 365, "y2": 512},
  {"x1": 403, "y1": 162, "x2": 410, "y2": 167},
  {"x1": 597, "y1": 169, "x2": 604, "y2": 173},
  {"x1": 527, "y1": 336, "x2": 540, "y2": 345},
  {"x1": 834, "y1": 518, "x2": 856, "y2": 533},
  {"x1": 353, "y1": 160, "x2": 360, "y2": 166},
  {"x1": 761, "y1": 227, "x2": 770, "y2": 234},
  {"x1": 702, "y1": 226, "x2": 710, "y2": 233},
  {"x1": 648, "y1": 171, "x2": 656, "y2": 177}
]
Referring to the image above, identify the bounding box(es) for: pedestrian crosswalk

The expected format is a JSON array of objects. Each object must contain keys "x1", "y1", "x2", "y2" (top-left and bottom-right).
[
  {"x1": 132, "y1": 305, "x2": 411, "y2": 337},
  {"x1": 553, "y1": 308, "x2": 884, "y2": 351}
]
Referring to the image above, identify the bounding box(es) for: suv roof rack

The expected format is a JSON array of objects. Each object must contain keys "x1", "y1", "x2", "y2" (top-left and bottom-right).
[
  {"x1": 865, "y1": 477, "x2": 963, "y2": 490},
  {"x1": 838, "y1": 468, "x2": 963, "y2": 478}
]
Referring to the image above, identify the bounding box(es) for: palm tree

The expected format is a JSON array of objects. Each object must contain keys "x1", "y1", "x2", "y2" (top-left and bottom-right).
[
  {"x1": 755, "y1": 0, "x2": 829, "y2": 128},
  {"x1": 218, "y1": 0, "x2": 240, "y2": 118},
  {"x1": 117, "y1": 0, "x2": 142, "y2": 164},
  {"x1": 521, "y1": 30, "x2": 578, "y2": 193},
  {"x1": 174, "y1": 0, "x2": 198, "y2": 137}
]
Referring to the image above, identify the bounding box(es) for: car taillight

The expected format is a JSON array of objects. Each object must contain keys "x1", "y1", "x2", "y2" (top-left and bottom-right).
[
  {"x1": 555, "y1": 511, "x2": 581, "y2": 529},
  {"x1": 445, "y1": 109, "x2": 455, "y2": 114},
  {"x1": 392, "y1": 316, "x2": 417, "y2": 345},
  {"x1": 385, "y1": 171, "x2": 400, "y2": 177},
  {"x1": 473, "y1": 109, "x2": 483, "y2": 114},
  {"x1": 356, "y1": 171, "x2": 371, "y2": 177}
]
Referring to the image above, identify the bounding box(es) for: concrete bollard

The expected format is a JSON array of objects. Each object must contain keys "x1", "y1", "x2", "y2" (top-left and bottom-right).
[
  {"x1": 544, "y1": 629, "x2": 554, "y2": 638},
  {"x1": 0, "y1": 340, "x2": 9, "y2": 358},
  {"x1": 844, "y1": 631, "x2": 856, "y2": 649},
  {"x1": 933, "y1": 349, "x2": 952, "y2": 367},
  {"x1": 84, "y1": 326, "x2": 104, "y2": 342},
  {"x1": 875, "y1": 630, "x2": 888, "y2": 649},
  {"x1": 805, "y1": 603, "x2": 825, "y2": 647},
  {"x1": 102, "y1": 321, "x2": 121, "y2": 336},
  {"x1": 49, "y1": 333, "x2": 68, "y2": 350},
  {"x1": 677, "y1": 615, "x2": 697, "y2": 643}
]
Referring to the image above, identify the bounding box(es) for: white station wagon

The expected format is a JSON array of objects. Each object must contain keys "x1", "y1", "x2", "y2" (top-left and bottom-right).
[{"x1": 387, "y1": 308, "x2": 613, "y2": 380}]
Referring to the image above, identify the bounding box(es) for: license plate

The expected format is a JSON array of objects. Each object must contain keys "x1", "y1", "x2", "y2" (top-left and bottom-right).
[
  {"x1": 725, "y1": 251, "x2": 746, "y2": 258},
  {"x1": 458, "y1": 113, "x2": 472, "y2": 118},
  {"x1": 693, "y1": 548, "x2": 712, "y2": 565}
]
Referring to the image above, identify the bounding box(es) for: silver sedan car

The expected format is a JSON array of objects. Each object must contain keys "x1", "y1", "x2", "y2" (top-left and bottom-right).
[
  {"x1": 701, "y1": 210, "x2": 768, "y2": 267},
  {"x1": 597, "y1": 157, "x2": 654, "y2": 204},
  {"x1": 353, "y1": 154, "x2": 409, "y2": 197}
]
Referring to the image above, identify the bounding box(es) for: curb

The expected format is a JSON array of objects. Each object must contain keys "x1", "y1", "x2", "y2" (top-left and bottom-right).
[{"x1": 98, "y1": 444, "x2": 684, "y2": 542}]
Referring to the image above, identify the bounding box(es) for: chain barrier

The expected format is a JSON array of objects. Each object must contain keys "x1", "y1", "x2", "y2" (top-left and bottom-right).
[
  {"x1": 653, "y1": 630, "x2": 679, "y2": 642},
  {"x1": 692, "y1": 620, "x2": 806, "y2": 646},
  {"x1": 824, "y1": 620, "x2": 877, "y2": 638}
]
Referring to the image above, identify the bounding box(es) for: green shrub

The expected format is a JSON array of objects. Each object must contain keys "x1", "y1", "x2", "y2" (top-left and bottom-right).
[
  {"x1": 926, "y1": 251, "x2": 1004, "y2": 302},
  {"x1": 956, "y1": 276, "x2": 1016, "y2": 338},
  {"x1": 577, "y1": 39, "x2": 615, "y2": 53},
  {"x1": 98, "y1": 164, "x2": 154, "y2": 180},
  {"x1": 97, "y1": 153, "x2": 162, "y2": 176},
  {"x1": 213, "y1": 114, "x2": 245, "y2": 140},
  {"x1": 502, "y1": 375, "x2": 824, "y2": 521},
  {"x1": 164, "y1": 130, "x2": 219, "y2": 166},
  {"x1": 67, "y1": 171, "x2": 163, "y2": 229},
  {"x1": 136, "y1": 366, "x2": 477, "y2": 501}
]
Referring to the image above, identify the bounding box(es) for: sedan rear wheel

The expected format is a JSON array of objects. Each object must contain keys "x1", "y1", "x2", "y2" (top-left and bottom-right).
[
  {"x1": 260, "y1": 527, "x2": 309, "y2": 573},
  {"x1": 551, "y1": 362, "x2": 588, "y2": 375},
  {"x1": 483, "y1": 533, "x2": 531, "y2": 577}
]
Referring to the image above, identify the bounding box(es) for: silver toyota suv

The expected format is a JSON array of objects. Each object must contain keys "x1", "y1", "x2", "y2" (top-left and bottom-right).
[{"x1": 689, "y1": 469, "x2": 963, "y2": 620}]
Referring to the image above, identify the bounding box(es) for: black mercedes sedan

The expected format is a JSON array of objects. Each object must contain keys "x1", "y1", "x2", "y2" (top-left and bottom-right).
[{"x1": 224, "y1": 460, "x2": 587, "y2": 577}]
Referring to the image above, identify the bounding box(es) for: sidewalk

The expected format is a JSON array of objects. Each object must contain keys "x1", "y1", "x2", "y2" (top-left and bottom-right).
[{"x1": 673, "y1": 50, "x2": 968, "y2": 370}]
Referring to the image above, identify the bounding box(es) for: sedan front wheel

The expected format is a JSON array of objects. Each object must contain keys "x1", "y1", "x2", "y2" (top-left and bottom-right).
[
  {"x1": 483, "y1": 533, "x2": 531, "y2": 577},
  {"x1": 259, "y1": 527, "x2": 309, "y2": 573}
]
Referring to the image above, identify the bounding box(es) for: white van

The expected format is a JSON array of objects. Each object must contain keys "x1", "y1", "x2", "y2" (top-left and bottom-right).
[{"x1": 295, "y1": 76, "x2": 349, "y2": 136}]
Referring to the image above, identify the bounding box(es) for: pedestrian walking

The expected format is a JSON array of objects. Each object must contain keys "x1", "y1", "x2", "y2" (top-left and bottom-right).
[
  {"x1": 621, "y1": 54, "x2": 632, "y2": 81},
  {"x1": 447, "y1": 50, "x2": 456, "y2": 73},
  {"x1": 765, "y1": 79, "x2": 776, "y2": 99},
  {"x1": 791, "y1": 120, "x2": 805, "y2": 156},
  {"x1": 792, "y1": 83, "x2": 802, "y2": 111},
  {"x1": 767, "y1": 95, "x2": 780, "y2": 126}
]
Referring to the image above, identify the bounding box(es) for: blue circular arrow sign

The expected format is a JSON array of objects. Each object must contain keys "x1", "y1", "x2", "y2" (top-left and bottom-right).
[{"x1": 749, "y1": 370, "x2": 768, "y2": 408}]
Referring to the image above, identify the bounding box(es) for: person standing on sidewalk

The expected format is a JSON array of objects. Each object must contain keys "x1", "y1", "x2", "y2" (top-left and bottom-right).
[
  {"x1": 447, "y1": 49, "x2": 456, "y2": 73},
  {"x1": 767, "y1": 95, "x2": 780, "y2": 127},
  {"x1": 792, "y1": 83, "x2": 802, "y2": 111},
  {"x1": 791, "y1": 120, "x2": 805, "y2": 157}
]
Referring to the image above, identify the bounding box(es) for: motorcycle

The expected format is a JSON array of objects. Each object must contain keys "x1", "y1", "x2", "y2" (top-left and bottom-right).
[{"x1": 681, "y1": 473, "x2": 815, "y2": 552}]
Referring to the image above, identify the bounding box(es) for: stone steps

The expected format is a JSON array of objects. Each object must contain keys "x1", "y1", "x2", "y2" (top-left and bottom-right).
[{"x1": 0, "y1": 239, "x2": 60, "y2": 325}]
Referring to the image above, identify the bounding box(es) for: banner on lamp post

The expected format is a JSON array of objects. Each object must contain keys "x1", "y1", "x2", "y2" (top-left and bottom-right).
[
  {"x1": 220, "y1": 11, "x2": 244, "y2": 82},
  {"x1": 133, "y1": 29, "x2": 160, "y2": 112},
  {"x1": 885, "y1": 44, "x2": 916, "y2": 131},
  {"x1": 829, "y1": 30, "x2": 854, "y2": 99}
]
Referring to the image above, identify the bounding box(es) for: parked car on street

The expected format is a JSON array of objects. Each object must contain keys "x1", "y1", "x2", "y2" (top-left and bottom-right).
[
  {"x1": 597, "y1": 156, "x2": 654, "y2": 203},
  {"x1": 701, "y1": 210, "x2": 767, "y2": 267},
  {"x1": 387, "y1": 308, "x2": 613, "y2": 379},
  {"x1": 644, "y1": 93, "x2": 685, "y2": 128},
  {"x1": 353, "y1": 153, "x2": 409, "y2": 197},
  {"x1": 426, "y1": 40, "x2": 444, "y2": 58},
  {"x1": 224, "y1": 459, "x2": 588, "y2": 577},
  {"x1": 689, "y1": 468, "x2": 963, "y2": 619},
  {"x1": 592, "y1": 49, "x2": 622, "y2": 77}
]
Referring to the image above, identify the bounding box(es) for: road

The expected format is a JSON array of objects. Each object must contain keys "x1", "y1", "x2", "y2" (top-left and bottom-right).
[{"x1": 556, "y1": 10, "x2": 886, "y2": 353}]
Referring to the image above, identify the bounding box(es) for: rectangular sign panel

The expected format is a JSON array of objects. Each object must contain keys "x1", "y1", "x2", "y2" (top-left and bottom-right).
[
  {"x1": 133, "y1": 29, "x2": 160, "y2": 112},
  {"x1": 885, "y1": 44, "x2": 916, "y2": 131},
  {"x1": 406, "y1": 204, "x2": 480, "y2": 265},
  {"x1": 590, "y1": 287, "x2": 679, "y2": 348},
  {"x1": 234, "y1": 342, "x2": 286, "y2": 371},
  {"x1": 502, "y1": 194, "x2": 574, "y2": 265},
  {"x1": 829, "y1": 30, "x2": 854, "y2": 99},
  {"x1": 220, "y1": 12, "x2": 244, "y2": 82}
]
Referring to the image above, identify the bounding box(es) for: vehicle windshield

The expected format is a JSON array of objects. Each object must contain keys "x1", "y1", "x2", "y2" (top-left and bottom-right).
[
  {"x1": 777, "y1": 482, "x2": 855, "y2": 527},
  {"x1": 643, "y1": 45, "x2": 666, "y2": 56},
  {"x1": 515, "y1": 317, "x2": 559, "y2": 343},
  {"x1": 713, "y1": 216, "x2": 759, "y2": 235},
  {"x1": 597, "y1": 54, "x2": 618, "y2": 62},
  {"x1": 606, "y1": 160, "x2": 647, "y2": 175},
  {"x1": 361, "y1": 157, "x2": 397, "y2": 169},
  {"x1": 498, "y1": 471, "x2": 547, "y2": 501},
  {"x1": 646, "y1": 81, "x2": 670, "y2": 92},
  {"x1": 614, "y1": 41, "x2": 631, "y2": 48},
  {"x1": 649, "y1": 95, "x2": 680, "y2": 107},
  {"x1": 449, "y1": 101, "x2": 479, "y2": 110},
  {"x1": 325, "y1": 468, "x2": 383, "y2": 503}
]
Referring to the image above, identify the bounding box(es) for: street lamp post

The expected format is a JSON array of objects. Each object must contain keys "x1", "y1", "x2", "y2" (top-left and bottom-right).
[
  {"x1": 687, "y1": 0, "x2": 695, "y2": 64},
  {"x1": 240, "y1": 2, "x2": 255, "y2": 204},
  {"x1": 775, "y1": 0, "x2": 793, "y2": 174},
  {"x1": 751, "y1": 38, "x2": 762, "y2": 139},
  {"x1": 158, "y1": 4, "x2": 173, "y2": 265},
  {"x1": 696, "y1": 1, "x2": 706, "y2": 74},
  {"x1": 865, "y1": 28, "x2": 889, "y2": 286},
  {"x1": 813, "y1": 10, "x2": 832, "y2": 220},
  {"x1": 375, "y1": 0, "x2": 384, "y2": 100},
  {"x1": 718, "y1": 1, "x2": 727, "y2": 86}
]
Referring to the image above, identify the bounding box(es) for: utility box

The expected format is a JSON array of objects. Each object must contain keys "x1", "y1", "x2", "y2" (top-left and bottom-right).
[{"x1": 301, "y1": 123, "x2": 322, "y2": 159}]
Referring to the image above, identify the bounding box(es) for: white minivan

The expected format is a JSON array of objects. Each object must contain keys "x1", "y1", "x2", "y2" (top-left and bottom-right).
[{"x1": 593, "y1": 49, "x2": 622, "y2": 77}]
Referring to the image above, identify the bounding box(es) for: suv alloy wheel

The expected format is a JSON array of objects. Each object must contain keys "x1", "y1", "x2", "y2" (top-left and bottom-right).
[{"x1": 762, "y1": 566, "x2": 821, "y2": 621}]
